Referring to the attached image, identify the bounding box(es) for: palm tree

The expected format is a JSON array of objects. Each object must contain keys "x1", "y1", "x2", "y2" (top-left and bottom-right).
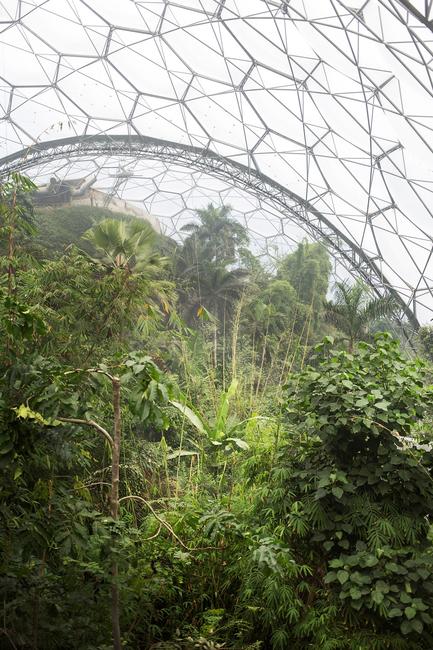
[
  {"x1": 187, "y1": 265, "x2": 249, "y2": 322},
  {"x1": 173, "y1": 205, "x2": 250, "y2": 372},
  {"x1": 82, "y1": 218, "x2": 164, "y2": 275},
  {"x1": 180, "y1": 203, "x2": 249, "y2": 265},
  {"x1": 192, "y1": 265, "x2": 249, "y2": 370},
  {"x1": 324, "y1": 280, "x2": 397, "y2": 352},
  {"x1": 174, "y1": 205, "x2": 250, "y2": 325},
  {"x1": 244, "y1": 279, "x2": 297, "y2": 340},
  {"x1": 81, "y1": 218, "x2": 172, "y2": 344},
  {"x1": 277, "y1": 240, "x2": 331, "y2": 329}
]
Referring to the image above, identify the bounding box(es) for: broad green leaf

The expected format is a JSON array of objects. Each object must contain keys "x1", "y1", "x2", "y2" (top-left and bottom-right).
[
  {"x1": 375, "y1": 580, "x2": 390, "y2": 593},
  {"x1": 166, "y1": 450, "x2": 198, "y2": 460},
  {"x1": 401, "y1": 620, "x2": 412, "y2": 635},
  {"x1": 388, "y1": 608, "x2": 402, "y2": 618},
  {"x1": 405, "y1": 607, "x2": 416, "y2": 620},
  {"x1": 324, "y1": 571, "x2": 337, "y2": 583},
  {"x1": 337, "y1": 570, "x2": 349, "y2": 584},
  {"x1": 350, "y1": 587, "x2": 362, "y2": 600},
  {"x1": 411, "y1": 619, "x2": 423, "y2": 634},
  {"x1": 372, "y1": 591, "x2": 384, "y2": 605},
  {"x1": 215, "y1": 380, "x2": 238, "y2": 434},
  {"x1": 170, "y1": 400, "x2": 207, "y2": 436},
  {"x1": 226, "y1": 437, "x2": 250, "y2": 451}
]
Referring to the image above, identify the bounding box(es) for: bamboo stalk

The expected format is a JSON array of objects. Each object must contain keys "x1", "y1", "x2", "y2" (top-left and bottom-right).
[{"x1": 111, "y1": 376, "x2": 122, "y2": 650}]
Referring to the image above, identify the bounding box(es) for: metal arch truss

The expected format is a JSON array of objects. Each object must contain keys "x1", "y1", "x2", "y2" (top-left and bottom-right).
[
  {"x1": 2, "y1": 0, "x2": 433, "y2": 332},
  {"x1": 395, "y1": 0, "x2": 433, "y2": 32},
  {"x1": 0, "y1": 134, "x2": 419, "y2": 331}
]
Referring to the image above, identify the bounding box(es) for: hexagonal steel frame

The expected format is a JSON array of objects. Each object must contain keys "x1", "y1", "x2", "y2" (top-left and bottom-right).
[
  {"x1": 1, "y1": 0, "x2": 433, "y2": 329},
  {"x1": 0, "y1": 133, "x2": 419, "y2": 329}
]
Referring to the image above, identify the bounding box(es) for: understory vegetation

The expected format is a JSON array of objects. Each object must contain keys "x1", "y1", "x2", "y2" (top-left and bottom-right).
[{"x1": 1, "y1": 174, "x2": 433, "y2": 649}]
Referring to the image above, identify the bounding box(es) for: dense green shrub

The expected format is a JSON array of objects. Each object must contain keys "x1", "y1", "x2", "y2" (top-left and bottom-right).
[
  {"x1": 248, "y1": 334, "x2": 433, "y2": 648},
  {"x1": 417, "y1": 325, "x2": 433, "y2": 362}
]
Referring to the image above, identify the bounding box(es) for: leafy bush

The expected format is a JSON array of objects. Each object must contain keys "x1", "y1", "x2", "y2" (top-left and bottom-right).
[{"x1": 249, "y1": 334, "x2": 433, "y2": 647}]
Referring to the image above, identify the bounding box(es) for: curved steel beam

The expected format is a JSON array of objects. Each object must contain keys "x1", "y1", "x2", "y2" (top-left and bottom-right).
[
  {"x1": 0, "y1": 133, "x2": 419, "y2": 330},
  {"x1": 395, "y1": 0, "x2": 433, "y2": 34}
]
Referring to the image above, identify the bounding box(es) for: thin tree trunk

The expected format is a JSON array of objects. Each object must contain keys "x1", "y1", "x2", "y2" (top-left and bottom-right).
[
  {"x1": 111, "y1": 376, "x2": 122, "y2": 650},
  {"x1": 255, "y1": 316, "x2": 270, "y2": 400},
  {"x1": 260, "y1": 336, "x2": 282, "y2": 399},
  {"x1": 278, "y1": 309, "x2": 298, "y2": 386},
  {"x1": 7, "y1": 225, "x2": 14, "y2": 297},
  {"x1": 7, "y1": 190, "x2": 17, "y2": 297},
  {"x1": 213, "y1": 322, "x2": 218, "y2": 371},
  {"x1": 250, "y1": 331, "x2": 256, "y2": 410},
  {"x1": 300, "y1": 305, "x2": 313, "y2": 370},
  {"x1": 222, "y1": 303, "x2": 226, "y2": 391}
]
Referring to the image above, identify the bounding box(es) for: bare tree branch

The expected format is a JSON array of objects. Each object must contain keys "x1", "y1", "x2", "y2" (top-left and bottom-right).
[
  {"x1": 58, "y1": 417, "x2": 113, "y2": 448},
  {"x1": 119, "y1": 495, "x2": 220, "y2": 552}
]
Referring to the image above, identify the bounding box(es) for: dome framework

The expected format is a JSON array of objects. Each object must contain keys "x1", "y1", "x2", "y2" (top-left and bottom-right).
[{"x1": 0, "y1": 0, "x2": 433, "y2": 328}]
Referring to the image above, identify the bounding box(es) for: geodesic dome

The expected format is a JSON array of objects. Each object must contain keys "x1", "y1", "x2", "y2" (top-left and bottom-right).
[{"x1": 1, "y1": 0, "x2": 433, "y2": 328}]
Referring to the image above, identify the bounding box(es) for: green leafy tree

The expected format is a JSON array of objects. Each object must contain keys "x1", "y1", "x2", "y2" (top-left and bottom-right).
[
  {"x1": 0, "y1": 173, "x2": 36, "y2": 296},
  {"x1": 324, "y1": 280, "x2": 397, "y2": 351},
  {"x1": 0, "y1": 173, "x2": 38, "y2": 357},
  {"x1": 182, "y1": 265, "x2": 249, "y2": 324},
  {"x1": 172, "y1": 205, "x2": 250, "y2": 376},
  {"x1": 277, "y1": 240, "x2": 331, "y2": 327},
  {"x1": 0, "y1": 184, "x2": 181, "y2": 649},
  {"x1": 174, "y1": 204, "x2": 250, "y2": 321},
  {"x1": 417, "y1": 324, "x2": 433, "y2": 362},
  {"x1": 0, "y1": 180, "x2": 191, "y2": 649},
  {"x1": 18, "y1": 219, "x2": 174, "y2": 364},
  {"x1": 243, "y1": 279, "x2": 298, "y2": 341},
  {"x1": 249, "y1": 334, "x2": 433, "y2": 648}
]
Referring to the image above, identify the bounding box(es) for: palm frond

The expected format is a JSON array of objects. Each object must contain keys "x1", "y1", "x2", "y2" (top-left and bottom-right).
[
  {"x1": 82, "y1": 218, "x2": 160, "y2": 272},
  {"x1": 361, "y1": 294, "x2": 397, "y2": 324},
  {"x1": 324, "y1": 279, "x2": 397, "y2": 345}
]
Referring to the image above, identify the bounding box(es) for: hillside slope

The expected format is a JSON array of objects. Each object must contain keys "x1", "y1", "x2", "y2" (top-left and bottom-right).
[{"x1": 31, "y1": 205, "x2": 136, "y2": 258}]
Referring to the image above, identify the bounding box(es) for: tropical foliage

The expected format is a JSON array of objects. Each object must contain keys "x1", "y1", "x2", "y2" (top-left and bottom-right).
[
  {"x1": 324, "y1": 280, "x2": 397, "y2": 351},
  {"x1": 1, "y1": 184, "x2": 432, "y2": 650}
]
